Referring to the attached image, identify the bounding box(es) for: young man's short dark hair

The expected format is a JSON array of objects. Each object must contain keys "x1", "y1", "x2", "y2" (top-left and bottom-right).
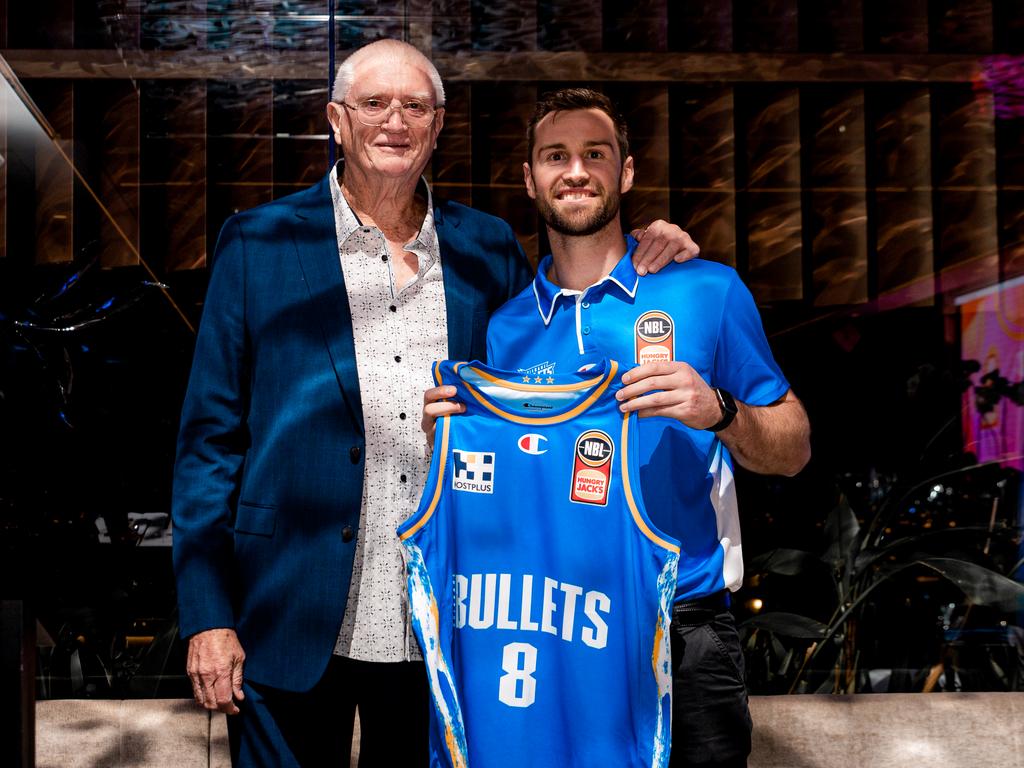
[{"x1": 527, "y1": 88, "x2": 630, "y2": 165}]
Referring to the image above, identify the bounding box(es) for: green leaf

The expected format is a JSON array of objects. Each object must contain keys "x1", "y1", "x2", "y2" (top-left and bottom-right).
[
  {"x1": 741, "y1": 612, "x2": 828, "y2": 639},
  {"x1": 916, "y1": 558, "x2": 1024, "y2": 613},
  {"x1": 821, "y1": 495, "x2": 861, "y2": 565},
  {"x1": 748, "y1": 548, "x2": 821, "y2": 577},
  {"x1": 853, "y1": 526, "x2": 997, "y2": 574}
]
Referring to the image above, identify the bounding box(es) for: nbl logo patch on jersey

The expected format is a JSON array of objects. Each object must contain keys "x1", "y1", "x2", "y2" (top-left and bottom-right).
[
  {"x1": 452, "y1": 450, "x2": 495, "y2": 494},
  {"x1": 570, "y1": 430, "x2": 614, "y2": 506},
  {"x1": 634, "y1": 310, "x2": 674, "y2": 364}
]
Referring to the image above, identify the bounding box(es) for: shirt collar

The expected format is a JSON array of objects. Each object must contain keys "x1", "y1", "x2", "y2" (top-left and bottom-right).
[
  {"x1": 532, "y1": 235, "x2": 641, "y2": 326},
  {"x1": 329, "y1": 162, "x2": 439, "y2": 272}
]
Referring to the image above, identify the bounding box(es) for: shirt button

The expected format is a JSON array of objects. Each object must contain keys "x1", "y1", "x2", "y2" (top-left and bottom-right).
[
  {"x1": 582, "y1": 325, "x2": 591, "y2": 335},
  {"x1": 341, "y1": 526, "x2": 355, "y2": 543},
  {"x1": 389, "y1": 305, "x2": 397, "y2": 313},
  {"x1": 582, "y1": 301, "x2": 590, "y2": 309},
  {"x1": 394, "y1": 355, "x2": 402, "y2": 363},
  {"x1": 400, "y1": 474, "x2": 407, "y2": 483},
  {"x1": 399, "y1": 412, "x2": 407, "y2": 420},
  {"x1": 349, "y1": 446, "x2": 361, "y2": 463},
  {"x1": 381, "y1": 254, "x2": 388, "y2": 262}
]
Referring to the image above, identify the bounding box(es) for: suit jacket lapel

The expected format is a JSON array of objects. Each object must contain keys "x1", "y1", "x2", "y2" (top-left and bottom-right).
[
  {"x1": 291, "y1": 175, "x2": 364, "y2": 435},
  {"x1": 436, "y1": 204, "x2": 478, "y2": 360}
]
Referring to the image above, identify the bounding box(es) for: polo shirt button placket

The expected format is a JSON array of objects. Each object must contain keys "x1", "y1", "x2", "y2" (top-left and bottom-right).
[{"x1": 582, "y1": 296, "x2": 592, "y2": 337}]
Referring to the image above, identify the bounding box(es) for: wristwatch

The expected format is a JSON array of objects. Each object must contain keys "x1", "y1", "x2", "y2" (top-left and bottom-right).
[{"x1": 708, "y1": 388, "x2": 738, "y2": 432}]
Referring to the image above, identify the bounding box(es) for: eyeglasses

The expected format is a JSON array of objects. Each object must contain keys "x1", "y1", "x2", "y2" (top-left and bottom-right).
[{"x1": 340, "y1": 98, "x2": 441, "y2": 126}]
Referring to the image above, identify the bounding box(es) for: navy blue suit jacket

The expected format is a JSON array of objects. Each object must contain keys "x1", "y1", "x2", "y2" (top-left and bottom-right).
[{"x1": 172, "y1": 173, "x2": 531, "y2": 692}]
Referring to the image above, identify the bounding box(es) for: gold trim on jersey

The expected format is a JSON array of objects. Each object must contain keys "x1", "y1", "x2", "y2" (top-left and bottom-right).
[
  {"x1": 399, "y1": 414, "x2": 451, "y2": 541},
  {"x1": 455, "y1": 360, "x2": 620, "y2": 426},
  {"x1": 460, "y1": 362, "x2": 612, "y2": 393},
  {"x1": 620, "y1": 413, "x2": 681, "y2": 554}
]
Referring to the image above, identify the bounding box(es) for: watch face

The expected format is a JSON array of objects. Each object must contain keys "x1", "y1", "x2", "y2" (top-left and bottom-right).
[{"x1": 717, "y1": 388, "x2": 738, "y2": 415}]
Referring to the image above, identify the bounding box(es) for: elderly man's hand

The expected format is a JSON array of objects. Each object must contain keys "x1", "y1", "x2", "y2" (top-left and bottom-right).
[
  {"x1": 630, "y1": 221, "x2": 700, "y2": 276},
  {"x1": 422, "y1": 384, "x2": 465, "y2": 447},
  {"x1": 187, "y1": 628, "x2": 246, "y2": 715}
]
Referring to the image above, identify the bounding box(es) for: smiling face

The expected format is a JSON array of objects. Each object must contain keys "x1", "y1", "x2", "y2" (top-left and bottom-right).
[
  {"x1": 326, "y1": 50, "x2": 444, "y2": 184},
  {"x1": 524, "y1": 108, "x2": 634, "y2": 238}
]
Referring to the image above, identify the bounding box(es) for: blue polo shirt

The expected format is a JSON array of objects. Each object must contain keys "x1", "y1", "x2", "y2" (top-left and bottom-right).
[{"x1": 485, "y1": 237, "x2": 789, "y2": 601}]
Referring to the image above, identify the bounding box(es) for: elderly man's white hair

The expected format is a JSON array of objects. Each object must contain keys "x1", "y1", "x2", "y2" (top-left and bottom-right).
[{"x1": 331, "y1": 39, "x2": 445, "y2": 106}]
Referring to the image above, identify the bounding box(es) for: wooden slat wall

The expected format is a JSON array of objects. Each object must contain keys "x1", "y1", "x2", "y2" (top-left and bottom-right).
[
  {"x1": 140, "y1": 80, "x2": 207, "y2": 272},
  {"x1": 207, "y1": 79, "x2": 273, "y2": 258},
  {"x1": 471, "y1": 81, "x2": 538, "y2": 262},
  {"x1": 538, "y1": 0, "x2": 602, "y2": 51},
  {"x1": 870, "y1": 86, "x2": 935, "y2": 309},
  {"x1": 933, "y1": 83, "x2": 999, "y2": 297},
  {"x1": 805, "y1": 86, "x2": 868, "y2": 306},
  {"x1": 670, "y1": 85, "x2": 737, "y2": 267},
  {"x1": 74, "y1": 80, "x2": 141, "y2": 268},
  {"x1": 996, "y1": 95, "x2": 1024, "y2": 280},
  {"x1": 273, "y1": 80, "x2": 330, "y2": 197},
  {"x1": 739, "y1": 85, "x2": 804, "y2": 303},
  {"x1": 3, "y1": 0, "x2": 1022, "y2": 305},
  {"x1": 668, "y1": 1, "x2": 733, "y2": 51},
  {"x1": 33, "y1": 82, "x2": 74, "y2": 264},
  {"x1": 433, "y1": 82, "x2": 473, "y2": 207},
  {"x1": 607, "y1": 83, "x2": 670, "y2": 232}
]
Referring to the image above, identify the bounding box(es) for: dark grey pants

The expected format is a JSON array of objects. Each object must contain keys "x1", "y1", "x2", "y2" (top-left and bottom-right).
[
  {"x1": 669, "y1": 603, "x2": 753, "y2": 768},
  {"x1": 227, "y1": 656, "x2": 429, "y2": 767}
]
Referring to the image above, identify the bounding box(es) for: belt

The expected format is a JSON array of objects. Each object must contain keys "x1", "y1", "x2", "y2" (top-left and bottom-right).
[{"x1": 671, "y1": 590, "x2": 730, "y2": 626}]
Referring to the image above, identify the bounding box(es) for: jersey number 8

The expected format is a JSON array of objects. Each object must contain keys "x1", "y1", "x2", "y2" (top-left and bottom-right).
[{"x1": 498, "y1": 642, "x2": 537, "y2": 707}]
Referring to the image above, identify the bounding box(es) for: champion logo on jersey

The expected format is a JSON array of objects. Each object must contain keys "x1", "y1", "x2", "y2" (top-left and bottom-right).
[
  {"x1": 570, "y1": 430, "x2": 614, "y2": 506},
  {"x1": 452, "y1": 450, "x2": 495, "y2": 494},
  {"x1": 518, "y1": 433, "x2": 548, "y2": 455},
  {"x1": 635, "y1": 310, "x2": 675, "y2": 365}
]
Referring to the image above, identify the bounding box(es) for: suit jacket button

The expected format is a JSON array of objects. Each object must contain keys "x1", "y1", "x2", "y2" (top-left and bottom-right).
[
  {"x1": 341, "y1": 526, "x2": 355, "y2": 543},
  {"x1": 349, "y1": 446, "x2": 361, "y2": 464}
]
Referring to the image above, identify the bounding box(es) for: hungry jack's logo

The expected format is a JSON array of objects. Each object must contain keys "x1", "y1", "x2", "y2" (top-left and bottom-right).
[
  {"x1": 634, "y1": 310, "x2": 674, "y2": 364},
  {"x1": 570, "y1": 430, "x2": 614, "y2": 506}
]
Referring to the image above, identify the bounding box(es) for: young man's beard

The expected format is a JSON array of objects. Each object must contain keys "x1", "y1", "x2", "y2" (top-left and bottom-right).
[{"x1": 535, "y1": 187, "x2": 621, "y2": 238}]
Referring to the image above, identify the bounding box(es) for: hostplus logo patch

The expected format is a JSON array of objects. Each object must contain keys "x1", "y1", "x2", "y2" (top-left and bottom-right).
[{"x1": 452, "y1": 450, "x2": 495, "y2": 494}]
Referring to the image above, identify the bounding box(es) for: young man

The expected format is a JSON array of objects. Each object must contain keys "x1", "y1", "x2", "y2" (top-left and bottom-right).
[{"x1": 424, "y1": 89, "x2": 810, "y2": 767}]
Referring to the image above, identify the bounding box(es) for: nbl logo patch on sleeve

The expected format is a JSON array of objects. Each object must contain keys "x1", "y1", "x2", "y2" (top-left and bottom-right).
[
  {"x1": 570, "y1": 430, "x2": 614, "y2": 506},
  {"x1": 634, "y1": 310, "x2": 674, "y2": 364},
  {"x1": 452, "y1": 450, "x2": 495, "y2": 494}
]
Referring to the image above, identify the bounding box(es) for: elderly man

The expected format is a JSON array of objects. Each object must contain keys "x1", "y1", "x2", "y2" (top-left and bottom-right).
[{"x1": 172, "y1": 40, "x2": 697, "y2": 767}]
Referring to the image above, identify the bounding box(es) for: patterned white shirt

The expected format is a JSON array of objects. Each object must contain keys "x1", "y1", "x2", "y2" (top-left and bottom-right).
[{"x1": 330, "y1": 164, "x2": 448, "y2": 661}]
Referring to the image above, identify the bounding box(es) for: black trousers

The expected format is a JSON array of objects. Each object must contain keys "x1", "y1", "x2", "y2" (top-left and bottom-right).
[
  {"x1": 669, "y1": 599, "x2": 753, "y2": 768},
  {"x1": 227, "y1": 655, "x2": 429, "y2": 767}
]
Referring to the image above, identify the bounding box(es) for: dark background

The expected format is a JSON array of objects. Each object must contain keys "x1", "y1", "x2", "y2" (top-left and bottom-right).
[{"x1": 0, "y1": 0, "x2": 1021, "y2": 697}]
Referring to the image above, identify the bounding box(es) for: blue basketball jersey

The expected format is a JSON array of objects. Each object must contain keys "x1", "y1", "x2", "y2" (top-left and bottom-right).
[
  {"x1": 398, "y1": 358, "x2": 680, "y2": 768},
  {"x1": 486, "y1": 238, "x2": 790, "y2": 602}
]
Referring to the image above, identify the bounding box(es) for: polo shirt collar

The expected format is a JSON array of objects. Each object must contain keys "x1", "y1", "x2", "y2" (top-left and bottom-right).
[{"x1": 532, "y1": 234, "x2": 641, "y2": 326}]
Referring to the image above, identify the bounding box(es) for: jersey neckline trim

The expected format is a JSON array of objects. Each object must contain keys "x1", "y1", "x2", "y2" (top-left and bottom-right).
[{"x1": 453, "y1": 359, "x2": 619, "y2": 426}]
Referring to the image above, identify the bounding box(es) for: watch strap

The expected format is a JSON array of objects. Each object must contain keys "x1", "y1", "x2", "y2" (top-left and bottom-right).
[{"x1": 708, "y1": 387, "x2": 737, "y2": 432}]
